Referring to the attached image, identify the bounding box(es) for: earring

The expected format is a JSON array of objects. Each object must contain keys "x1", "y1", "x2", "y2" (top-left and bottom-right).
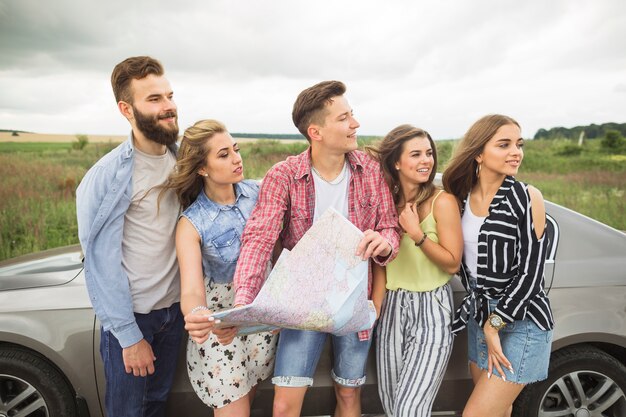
[
  {"x1": 392, "y1": 184, "x2": 399, "y2": 194},
  {"x1": 199, "y1": 172, "x2": 208, "y2": 177},
  {"x1": 475, "y1": 163, "x2": 482, "y2": 179}
]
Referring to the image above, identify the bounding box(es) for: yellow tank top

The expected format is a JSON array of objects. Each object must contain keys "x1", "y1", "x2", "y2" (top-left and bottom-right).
[{"x1": 386, "y1": 190, "x2": 453, "y2": 292}]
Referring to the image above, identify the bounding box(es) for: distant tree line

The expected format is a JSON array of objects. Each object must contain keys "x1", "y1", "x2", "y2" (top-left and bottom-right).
[
  {"x1": 534, "y1": 122, "x2": 626, "y2": 140},
  {"x1": 1, "y1": 129, "x2": 31, "y2": 136},
  {"x1": 232, "y1": 133, "x2": 306, "y2": 140},
  {"x1": 231, "y1": 133, "x2": 382, "y2": 142}
]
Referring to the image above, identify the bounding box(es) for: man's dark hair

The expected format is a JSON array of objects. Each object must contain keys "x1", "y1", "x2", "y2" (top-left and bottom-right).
[
  {"x1": 111, "y1": 56, "x2": 164, "y2": 104},
  {"x1": 292, "y1": 80, "x2": 346, "y2": 141}
]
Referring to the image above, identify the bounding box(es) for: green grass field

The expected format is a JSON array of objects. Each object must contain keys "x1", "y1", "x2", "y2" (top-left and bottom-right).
[
  {"x1": 1, "y1": 138, "x2": 624, "y2": 261},
  {"x1": 513, "y1": 140, "x2": 625, "y2": 231}
]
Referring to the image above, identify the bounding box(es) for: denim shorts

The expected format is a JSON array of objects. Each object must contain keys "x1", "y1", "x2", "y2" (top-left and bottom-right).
[
  {"x1": 272, "y1": 329, "x2": 372, "y2": 387},
  {"x1": 467, "y1": 299, "x2": 553, "y2": 384}
]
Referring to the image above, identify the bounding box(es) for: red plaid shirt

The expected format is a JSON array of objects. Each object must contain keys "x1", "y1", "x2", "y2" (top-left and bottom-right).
[{"x1": 233, "y1": 148, "x2": 401, "y2": 340}]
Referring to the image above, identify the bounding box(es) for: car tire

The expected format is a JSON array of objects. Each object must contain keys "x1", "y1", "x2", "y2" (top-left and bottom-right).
[
  {"x1": 0, "y1": 347, "x2": 77, "y2": 417},
  {"x1": 513, "y1": 345, "x2": 626, "y2": 417}
]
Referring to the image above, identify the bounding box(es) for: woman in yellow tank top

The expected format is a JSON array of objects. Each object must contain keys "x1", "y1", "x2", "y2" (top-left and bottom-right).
[{"x1": 367, "y1": 125, "x2": 463, "y2": 417}]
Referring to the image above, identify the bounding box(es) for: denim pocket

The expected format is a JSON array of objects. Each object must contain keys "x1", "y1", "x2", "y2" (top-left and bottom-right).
[
  {"x1": 211, "y1": 228, "x2": 240, "y2": 263},
  {"x1": 545, "y1": 328, "x2": 553, "y2": 343}
]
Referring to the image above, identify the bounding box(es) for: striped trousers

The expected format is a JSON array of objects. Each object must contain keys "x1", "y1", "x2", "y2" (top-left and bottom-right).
[{"x1": 376, "y1": 284, "x2": 454, "y2": 417}]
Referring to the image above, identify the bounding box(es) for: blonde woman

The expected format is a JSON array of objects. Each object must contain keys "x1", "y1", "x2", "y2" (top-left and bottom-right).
[
  {"x1": 161, "y1": 120, "x2": 276, "y2": 417},
  {"x1": 443, "y1": 114, "x2": 554, "y2": 417}
]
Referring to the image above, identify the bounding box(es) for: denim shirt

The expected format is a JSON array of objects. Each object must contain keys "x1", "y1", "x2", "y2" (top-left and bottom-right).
[
  {"x1": 76, "y1": 134, "x2": 178, "y2": 348},
  {"x1": 181, "y1": 180, "x2": 259, "y2": 284}
]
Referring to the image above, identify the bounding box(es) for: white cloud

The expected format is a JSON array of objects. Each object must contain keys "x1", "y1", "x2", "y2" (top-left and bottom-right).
[{"x1": 1, "y1": 0, "x2": 625, "y2": 138}]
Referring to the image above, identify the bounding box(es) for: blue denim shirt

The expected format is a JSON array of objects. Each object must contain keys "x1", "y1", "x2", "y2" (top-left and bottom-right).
[
  {"x1": 76, "y1": 134, "x2": 178, "y2": 348},
  {"x1": 181, "y1": 180, "x2": 259, "y2": 284}
]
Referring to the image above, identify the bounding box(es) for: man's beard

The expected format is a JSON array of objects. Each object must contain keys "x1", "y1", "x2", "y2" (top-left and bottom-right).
[{"x1": 133, "y1": 106, "x2": 179, "y2": 146}]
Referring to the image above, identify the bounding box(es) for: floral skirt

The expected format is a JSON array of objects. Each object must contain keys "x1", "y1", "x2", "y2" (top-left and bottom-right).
[{"x1": 187, "y1": 282, "x2": 277, "y2": 409}]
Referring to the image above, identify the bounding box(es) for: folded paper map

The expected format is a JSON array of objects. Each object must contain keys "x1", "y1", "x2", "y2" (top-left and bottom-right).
[{"x1": 212, "y1": 207, "x2": 376, "y2": 336}]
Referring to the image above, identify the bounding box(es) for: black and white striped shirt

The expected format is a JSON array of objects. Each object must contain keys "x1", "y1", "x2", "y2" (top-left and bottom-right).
[{"x1": 452, "y1": 176, "x2": 554, "y2": 334}]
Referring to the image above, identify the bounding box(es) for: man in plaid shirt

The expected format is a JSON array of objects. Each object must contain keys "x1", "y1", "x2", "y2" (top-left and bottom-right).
[{"x1": 233, "y1": 80, "x2": 400, "y2": 417}]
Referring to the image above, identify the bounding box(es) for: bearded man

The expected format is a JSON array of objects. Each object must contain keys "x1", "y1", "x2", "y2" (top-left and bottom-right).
[{"x1": 77, "y1": 56, "x2": 183, "y2": 417}]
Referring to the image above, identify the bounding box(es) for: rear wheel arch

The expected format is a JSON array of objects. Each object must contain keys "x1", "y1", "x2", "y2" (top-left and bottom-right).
[
  {"x1": 513, "y1": 344, "x2": 626, "y2": 417},
  {"x1": 551, "y1": 333, "x2": 626, "y2": 354},
  {"x1": 0, "y1": 343, "x2": 79, "y2": 417},
  {"x1": 589, "y1": 341, "x2": 626, "y2": 366}
]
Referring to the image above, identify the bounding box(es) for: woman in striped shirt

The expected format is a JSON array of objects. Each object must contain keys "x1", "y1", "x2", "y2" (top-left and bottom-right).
[{"x1": 443, "y1": 114, "x2": 554, "y2": 417}]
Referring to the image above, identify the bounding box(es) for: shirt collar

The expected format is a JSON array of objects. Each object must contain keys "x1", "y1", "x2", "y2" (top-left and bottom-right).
[
  {"x1": 198, "y1": 182, "x2": 251, "y2": 221},
  {"x1": 489, "y1": 176, "x2": 515, "y2": 210},
  {"x1": 461, "y1": 175, "x2": 516, "y2": 215},
  {"x1": 293, "y1": 148, "x2": 365, "y2": 181},
  {"x1": 121, "y1": 132, "x2": 135, "y2": 159}
]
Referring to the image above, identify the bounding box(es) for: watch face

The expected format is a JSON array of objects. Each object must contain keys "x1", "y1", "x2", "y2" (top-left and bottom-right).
[{"x1": 490, "y1": 315, "x2": 503, "y2": 327}]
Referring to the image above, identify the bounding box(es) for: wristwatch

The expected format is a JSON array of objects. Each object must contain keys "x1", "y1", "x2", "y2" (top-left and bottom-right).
[{"x1": 488, "y1": 313, "x2": 506, "y2": 331}]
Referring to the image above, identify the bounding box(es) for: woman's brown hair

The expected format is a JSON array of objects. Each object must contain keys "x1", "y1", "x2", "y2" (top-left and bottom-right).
[
  {"x1": 367, "y1": 124, "x2": 438, "y2": 209},
  {"x1": 442, "y1": 114, "x2": 520, "y2": 205},
  {"x1": 159, "y1": 119, "x2": 227, "y2": 210}
]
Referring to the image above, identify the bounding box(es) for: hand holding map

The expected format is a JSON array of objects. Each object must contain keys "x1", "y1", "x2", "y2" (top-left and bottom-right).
[{"x1": 211, "y1": 208, "x2": 376, "y2": 336}]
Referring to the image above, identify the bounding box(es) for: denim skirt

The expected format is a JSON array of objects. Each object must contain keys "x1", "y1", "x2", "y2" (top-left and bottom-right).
[{"x1": 467, "y1": 299, "x2": 553, "y2": 384}]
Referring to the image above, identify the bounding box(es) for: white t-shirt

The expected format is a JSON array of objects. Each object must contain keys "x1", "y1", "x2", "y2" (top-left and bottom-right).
[
  {"x1": 121, "y1": 147, "x2": 180, "y2": 313},
  {"x1": 312, "y1": 161, "x2": 350, "y2": 222},
  {"x1": 462, "y1": 196, "x2": 486, "y2": 283}
]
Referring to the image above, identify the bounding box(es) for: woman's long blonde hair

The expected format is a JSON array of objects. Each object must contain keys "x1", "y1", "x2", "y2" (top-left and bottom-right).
[
  {"x1": 442, "y1": 114, "x2": 520, "y2": 205},
  {"x1": 366, "y1": 124, "x2": 438, "y2": 209},
  {"x1": 160, "y1": 119, "x2": 227, "y2": 210}
]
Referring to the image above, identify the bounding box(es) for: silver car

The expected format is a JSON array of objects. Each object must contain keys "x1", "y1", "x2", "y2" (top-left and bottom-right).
[{"x1": 1, "y1": 199, "x2": 626, "y2": 417}]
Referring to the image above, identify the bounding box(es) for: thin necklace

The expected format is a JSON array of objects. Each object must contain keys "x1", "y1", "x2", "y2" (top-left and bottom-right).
[{"x1": 311, "y1": 162, "x2": 347, "y2": 185}]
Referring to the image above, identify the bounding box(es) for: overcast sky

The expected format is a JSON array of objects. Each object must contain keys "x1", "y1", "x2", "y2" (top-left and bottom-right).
[{"x1": 1, "y1": 0, "x2": 625, "y2": 139}]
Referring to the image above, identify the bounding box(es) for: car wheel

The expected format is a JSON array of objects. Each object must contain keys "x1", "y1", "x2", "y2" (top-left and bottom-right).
[
  {"x1": 0, "y1": 347, "x2": 77, "y2": 417},
  {"x1": 513, "y1": 345, "x2": 626, "y2": 417}
]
